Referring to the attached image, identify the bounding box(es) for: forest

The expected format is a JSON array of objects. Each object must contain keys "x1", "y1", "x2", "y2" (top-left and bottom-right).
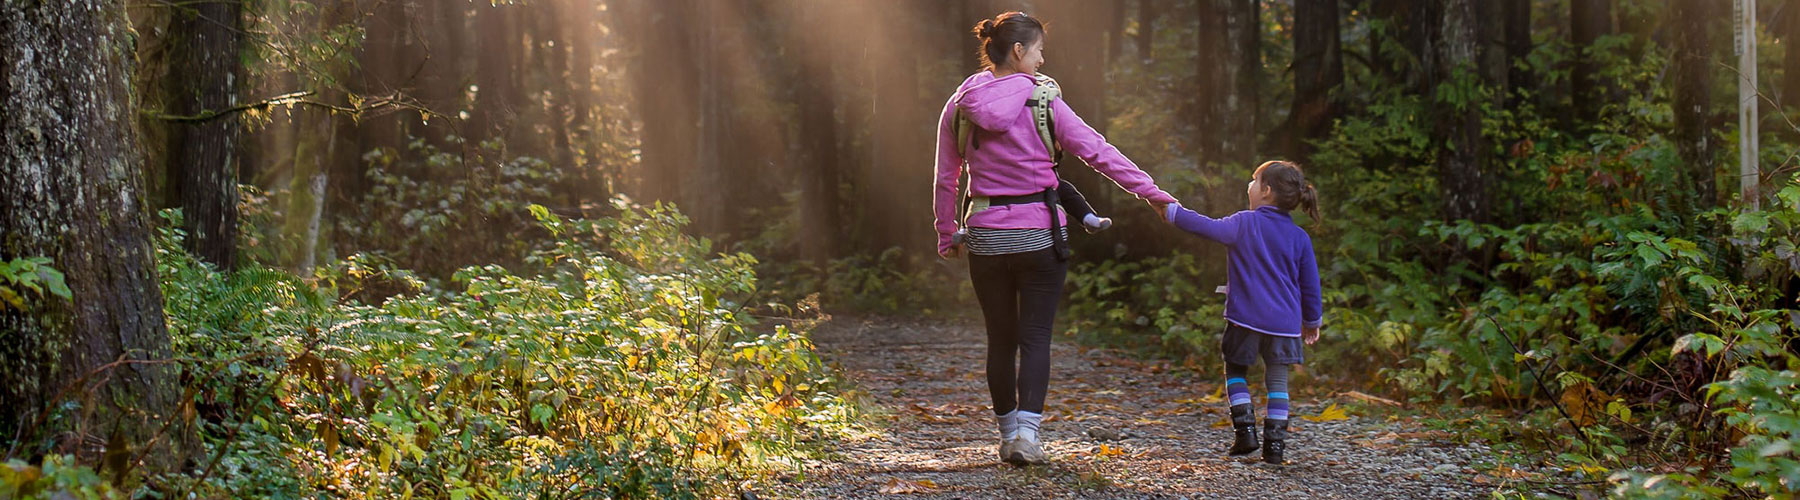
[{"x1": 1, "y1": 0, "x2": 1798, "y2": 498}]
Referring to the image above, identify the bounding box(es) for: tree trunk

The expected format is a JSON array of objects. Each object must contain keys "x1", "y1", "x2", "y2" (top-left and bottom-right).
[
  {"x1": 1503, "y1": 0, "x2": 1532, "y2": 106},
  {"x1": 1785, "y1": 1, "x2": 1800, "y2": 110},
  {"x1": 689, "y1": 1, "x2": 725, "y2": 234},
  {"x1": 1571, "y1": 0, "x2": 1613, "y2": 128},
  {"x1": 1671, "y1": 0, "x2": 1720, "y2": 209},
  {"x1": 167, "y1": 0, "x2": 245, "y2": 271},
  {"x1": 472, "y1": 3, "x2": 520, "y2": 140},
  {"x1": 868, "y1": 1, "x2": 927, "y2": 254},
  {"x1": 1137, "y1": 0, "x2": 1156, "y2": 62},
  {"x1": 0, "y1": 0, "x2": 185, "y2": 469},
  {"x1": 1194, "y1": 0, "x2": 1260, "y2": 189},
  {"x1": 1433, "y1": 0, "x2": 1505, "y2": 223},
  {"x1": 627, "y1": 0, "x2": 701, "y2": 207},
  {"x1": 795, "y1": 3, "x2": 843, "y2": 263},
  {"x1": 1109, "y1": 0, "x2": 1128, "y2": 64},
  {"x1": 1278, "y1": 0, "x2": 1343, "y2": 159}
]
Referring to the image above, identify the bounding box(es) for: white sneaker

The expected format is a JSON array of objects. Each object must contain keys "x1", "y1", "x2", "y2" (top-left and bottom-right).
[
  {"x1": 997, "y1": 438, "x2": 1018, "y2": 462},
  {"x1": 1003, "y1": 435, "x2": 1048, "y2": 465}
]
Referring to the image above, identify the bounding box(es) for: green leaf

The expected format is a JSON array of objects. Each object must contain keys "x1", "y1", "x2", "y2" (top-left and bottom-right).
[
  {"x1": 1733, "y1": 211, "x2": 1772, "y2": 234},
  {"x1": 1673, "y1": 333, "x2": 1726, "y2": 358},
  {"x1": 1758, "y1": 440, "x2": 1792, "y2": 458},
  {"x1": 36, "y1": 267, "x2": 69, "y2": 300}
]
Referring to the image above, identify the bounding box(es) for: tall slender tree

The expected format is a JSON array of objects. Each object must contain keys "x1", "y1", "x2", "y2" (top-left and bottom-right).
[
  {"x1": 1433, "y1": 0, "x2": 1506, "y2": 223},
  {"x1": 1670, "y1": 0, "x2": 1720, "y2": 209},
  {"x1": 1, "y1": 0, "x2": 185, "y2": 468},
  {"x1": 166, "y1": 0, "x2": 247, "y2": 271},
  {"x1": 1277, "y1": 0, "x2": 1344, "y2": 159},
  {"x1": 1137, "y1": 0, "x2": 1156, "y2": 62},
  {"x1": 1786, "y1": 2, "x2": 1800, "y2": 110},
  {"x1": 1194, "y1": 0, "x2": 1261, "y2": 177},
  {"x1": 1571, "y1": 0, "x2": 1614, "y2": 128}
]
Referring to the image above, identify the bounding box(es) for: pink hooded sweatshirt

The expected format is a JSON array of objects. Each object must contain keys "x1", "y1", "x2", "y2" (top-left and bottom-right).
[{"x1": 933, "y1": 71, "x2": 1177, "y2": 255}]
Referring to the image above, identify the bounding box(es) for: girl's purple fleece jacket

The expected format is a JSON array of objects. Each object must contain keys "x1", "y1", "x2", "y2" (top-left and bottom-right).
[{"x1": 1166, "y1": 203, "x2": 1323, "y2": 337}]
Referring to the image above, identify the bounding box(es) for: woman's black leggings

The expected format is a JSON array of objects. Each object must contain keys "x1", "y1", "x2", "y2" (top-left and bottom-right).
[{"x1": 968, "y1": 247, "x2": 1067, "y2": 415}]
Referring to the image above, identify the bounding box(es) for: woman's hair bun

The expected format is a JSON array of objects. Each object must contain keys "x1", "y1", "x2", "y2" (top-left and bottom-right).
[{"x1": 974, "y1": 18, "x2": 997, "y2": 39}]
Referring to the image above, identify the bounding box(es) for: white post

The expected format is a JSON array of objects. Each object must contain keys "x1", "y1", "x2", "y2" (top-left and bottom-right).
[{"x1": 1737, "y1": 0, "x2": 1760, "y2": 209}]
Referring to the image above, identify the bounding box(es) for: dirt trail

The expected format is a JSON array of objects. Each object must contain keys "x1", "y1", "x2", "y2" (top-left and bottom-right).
[{"x1": 764, "y1": 317, "x2": 1497, "y2": 499}]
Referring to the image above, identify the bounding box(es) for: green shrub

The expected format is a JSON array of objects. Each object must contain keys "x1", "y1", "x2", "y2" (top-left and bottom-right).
[{"x1": 1, "y1": 198, "x2": 857, "y2": 499}]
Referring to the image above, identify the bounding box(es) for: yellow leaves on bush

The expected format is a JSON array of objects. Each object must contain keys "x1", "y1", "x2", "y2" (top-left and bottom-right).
[{"x1": 1560, "y1": 380, "x2": 1627, "y2": 427}]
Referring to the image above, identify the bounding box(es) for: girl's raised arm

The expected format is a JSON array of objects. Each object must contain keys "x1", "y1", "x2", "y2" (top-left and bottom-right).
[{"x1": 1166, "y1": 203, "x2": 1242, "y2": 245}]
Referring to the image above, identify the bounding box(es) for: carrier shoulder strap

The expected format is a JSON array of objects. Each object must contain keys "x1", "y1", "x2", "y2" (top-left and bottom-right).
[
  {"x1": 952, "y1": 74, "x2": 1061, "y2": 160},
  {"x1": 1025, "y1": 73, "x2": 1063, "y2": 165}
]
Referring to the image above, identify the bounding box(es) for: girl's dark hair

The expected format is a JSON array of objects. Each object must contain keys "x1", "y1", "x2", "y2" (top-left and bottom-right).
[
  {"x1": 972, "y1": 12, "x2": 1046, "y2": 70},
  {"x1": 1254, "y1": 160, "x2": 1321, "y2": 222}
]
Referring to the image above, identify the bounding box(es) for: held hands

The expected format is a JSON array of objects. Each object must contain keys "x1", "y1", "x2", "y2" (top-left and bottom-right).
[
  {"x1": 1150, "y1": 200, "x2": 1176, "y2": 223},
  {"x1": 940, "y1": 245, "x2": 964, "y2": 259},
  {"x1": 1302, "y1": 326, "x2": 1320, "y2": 345}
]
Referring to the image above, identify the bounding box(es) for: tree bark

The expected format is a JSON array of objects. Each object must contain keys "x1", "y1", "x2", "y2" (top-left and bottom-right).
[
  {"x1": 1671, "y1": 0, "x2": 1720, "y2": 209},
  {"x1": 1137, "y1": 0, "x2": 1156, "y2": 62},
  {"x1": 794, "y1": 2, "x2": 843, "y2": 263},
  {"x1": 472, "y1": 3, "x2": 521, "y2": 140},
  {"x1": 1571, "y1": 0, "x2": 1613, "y2": 128},
  {"x1": 868, "y1": 1, "x2": 927, "y2": 253},
  {"x1": 1433, "y1": 0, "x2": 1505, "y2": 222},
  {"x1": 1, "y1": 0, "x2": 185, "y2": 469},
  {"x1": 626, "y1": 0, "x2": 701, "y2": 207},
  {"x1": 1193, "y1": 0, "x2": 1261, "y2": 169},
  {"x1": 1278, "y1": 0, "x2": 1343, "y2": 159},
  {"x1": 1784, "y1": 1, "x2": 1800, "y2": 110},
  {"x1": 166, "y1": 0, "x2": 246, "y2": 271},
  {"x1": 1503, "y1": 0, "x2": 1532, "y2": 106}
]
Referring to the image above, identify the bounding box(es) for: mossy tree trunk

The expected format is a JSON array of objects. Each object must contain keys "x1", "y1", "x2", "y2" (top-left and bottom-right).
[{"x1": 0, "y1": 0, "x2": 185, "y2": 470}]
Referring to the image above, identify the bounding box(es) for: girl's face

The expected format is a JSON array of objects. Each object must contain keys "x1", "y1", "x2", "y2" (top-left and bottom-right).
[
  {"x1": 1008, "y1": 37, "x2": 1045, "y2": 74},
  {"x1": 1247, "y1": 172, "x2": 1272, "y2": 209}
]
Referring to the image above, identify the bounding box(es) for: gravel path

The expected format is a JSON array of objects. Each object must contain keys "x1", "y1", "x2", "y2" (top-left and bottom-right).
[{"x1": 763, "y1": 316, "x2": 1501, "y2": 499}]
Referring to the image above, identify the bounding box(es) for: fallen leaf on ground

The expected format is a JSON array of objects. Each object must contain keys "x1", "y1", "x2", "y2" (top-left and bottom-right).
[
  {"x1": 878, "y1": 478, "x2": 938, "y2": 494},
  {"x1": 1301, "y1": 403, "x2": 1349, "y2": 422}
]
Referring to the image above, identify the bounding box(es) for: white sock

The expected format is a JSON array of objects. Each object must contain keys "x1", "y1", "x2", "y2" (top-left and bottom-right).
[
  {"x1": 1083, "y1": 213, "x2": 1104, "y2": 227},
  {"x1": 1016, "y1": 411, "x2": 1043, "y2": 442},
  {"x1": 997, "y1": 409, "x2": 1019, "y2": 440}
]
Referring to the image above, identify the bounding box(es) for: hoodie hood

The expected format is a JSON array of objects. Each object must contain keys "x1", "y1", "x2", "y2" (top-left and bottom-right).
[{"x1": 953, "y1": 71, "x2": 1038, "y2": 132}]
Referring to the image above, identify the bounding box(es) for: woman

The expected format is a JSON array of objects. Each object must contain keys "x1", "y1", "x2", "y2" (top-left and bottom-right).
[{"x1": 932, "y1": 11, "x2": 1178, "y2": 465}]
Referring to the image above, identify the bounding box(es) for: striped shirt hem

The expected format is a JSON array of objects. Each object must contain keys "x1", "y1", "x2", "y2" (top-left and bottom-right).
[{"x1": 967, "y1": 227, "x2": 1066, "y2": 255}]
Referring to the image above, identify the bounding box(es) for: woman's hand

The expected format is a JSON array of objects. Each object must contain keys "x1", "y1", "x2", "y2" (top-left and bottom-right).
[
  {"x1": 1149, "y1": 200, "x2": 1175, "y2": 223},
  {"x1": 940, "y1": 245, "x2": 964, "y2": 259},
  {"x1": 1302, "y1": 326, "x2": 1320, "y2": 345}
]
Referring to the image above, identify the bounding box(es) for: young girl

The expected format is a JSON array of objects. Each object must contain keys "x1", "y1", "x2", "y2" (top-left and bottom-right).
[{"x1": 1162, "y1": 160, "x2": 1322, "y2": 465}]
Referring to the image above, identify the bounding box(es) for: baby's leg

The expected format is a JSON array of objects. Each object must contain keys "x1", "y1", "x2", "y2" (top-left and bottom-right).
[
  {"x1": 1056, "y1": 179, "x2": 1097, "y2": 220},
  {"x1": 1057, "y1": 180, "x2": 1112, "y2": 232}
]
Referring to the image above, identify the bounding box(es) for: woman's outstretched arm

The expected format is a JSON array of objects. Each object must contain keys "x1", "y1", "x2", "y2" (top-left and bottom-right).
[{"x1": 1050, "y1": 99, "x2": 1177, "y2": 206}]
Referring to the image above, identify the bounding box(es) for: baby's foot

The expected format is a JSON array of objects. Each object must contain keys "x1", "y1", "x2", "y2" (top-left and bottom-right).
[{"x1": 1082, "y1": 214, "x2": 1113, "y2": 234}]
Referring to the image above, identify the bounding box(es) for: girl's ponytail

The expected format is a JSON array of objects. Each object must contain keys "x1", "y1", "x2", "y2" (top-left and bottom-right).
[
  {"x1": 1298, "y1": 182, "x2": 1320, "y2": 222},
  {"x1": 1253, "y1": 160, "x2": 1322, "y2": 222}
]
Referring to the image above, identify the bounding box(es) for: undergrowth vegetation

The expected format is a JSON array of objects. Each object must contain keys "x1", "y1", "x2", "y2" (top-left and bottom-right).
[{"x1": 3, "y1": 199, "x2": 857, "y2": 499}]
